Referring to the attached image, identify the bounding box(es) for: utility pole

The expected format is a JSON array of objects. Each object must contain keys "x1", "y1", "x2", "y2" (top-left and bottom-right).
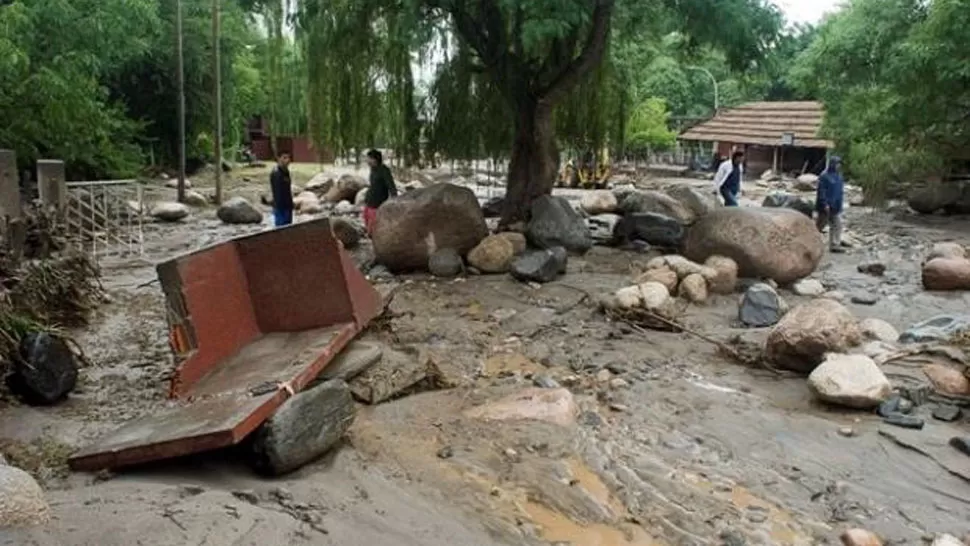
[
  {"x1": 212, "y1": 0, "x2": 223, "y2": 204},
  {"x1": 176, "y1": 0, "x2": 187, "y2": 203},
  {"x1": 686, "y1": 65, "x2": 719, "y2": 115}
]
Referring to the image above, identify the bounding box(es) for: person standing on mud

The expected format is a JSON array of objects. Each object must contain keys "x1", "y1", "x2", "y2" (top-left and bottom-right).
[
  {"x1": 363, "y1": 149, "x2": 397, "y2": 236},
  {"x1": 270, "y1": 151, "x2": 293, "y2": 227},
  {"x1": 713, "y1": 150, "x2": 744, "y2": 206},
  {"x1": 816, "y1": 155, "x2": 847, "y2": 253}
]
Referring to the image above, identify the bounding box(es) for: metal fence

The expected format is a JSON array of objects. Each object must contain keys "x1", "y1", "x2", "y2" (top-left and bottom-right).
[{"x1": 63, "y1": 179, "x2": 145, "y2": 262}]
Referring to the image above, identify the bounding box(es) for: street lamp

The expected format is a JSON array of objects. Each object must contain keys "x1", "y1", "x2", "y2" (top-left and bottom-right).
[{"x1": 686, "y1": 65, "x2": 719, "y2": 114}]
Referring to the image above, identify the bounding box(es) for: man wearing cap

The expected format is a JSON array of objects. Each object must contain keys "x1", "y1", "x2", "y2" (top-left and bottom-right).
[{"x1": 816, "y1": 156, "x2": 847, "y2": 253}]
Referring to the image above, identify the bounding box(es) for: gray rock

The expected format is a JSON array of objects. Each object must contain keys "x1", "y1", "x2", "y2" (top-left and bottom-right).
[
  {"x1": 527, "y1": 195, "x2": 593, "y2": 254},
  {"x1": 318, "y1": 341, "x2": 383, "y2": 383},
  {"x1": 482, "y1": 197, "x2": 504, "y2": 218},
  {"x1": 614, "y1": 212, "x2": 685, "y2": 248},
  {"x1": 739, "y1": 283, "x2": 785, "y2": 327},
  {"x1": 899, "y1": 314, "x2": 970, "y2": 344},
  {"x1": 511, "y1": 248, "x2": 567, "y2": 283},
  {"x1": 533, "y1": 375, "x2": 561, "y2": 389},
  {"x1": 250, "y1": 380, "x2": 355, "y2": 476},
  {"x1": 150, "y1": 201, "x2": 190, "y2": 222},
  {"x1": 761, "y1": 192, "x2": 814, "y2": 218},
  {"x1": 665, "y1": 185, "x2": 715, "y2": 219},
  {"x1": 217, "y1": 197, "x2": 263, "y2": 224},
  {"x1": 182, "y1": 190, "x2": 208, "y2": 208},
  {"x1": 8, "y1": 333, "x2": 78, "y2": 405},
  {"x1": 0, "y1": 465, "x2": 50, "y2": 527},
  {"x1": 428, "y1": 248, "x2": 464, "y2": 277},
  {"x1": 807, "y1": 353, "x2": 891, "y2": 409},
  {"x1": 588, "y1": 214, "x2": 621, "y2": 245},
  {"x1": 850, "y1": 293, "x2": 879, "y2": 306}
]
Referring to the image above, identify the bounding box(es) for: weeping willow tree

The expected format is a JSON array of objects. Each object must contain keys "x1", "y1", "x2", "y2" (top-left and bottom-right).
[{"x1": 299, "y1": 0, "x2": 782, "y2": 224}]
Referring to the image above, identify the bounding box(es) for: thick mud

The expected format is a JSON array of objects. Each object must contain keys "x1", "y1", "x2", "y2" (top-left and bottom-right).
[{"x1": 2, "y1": 170, "x2": 969, "y2": 545}]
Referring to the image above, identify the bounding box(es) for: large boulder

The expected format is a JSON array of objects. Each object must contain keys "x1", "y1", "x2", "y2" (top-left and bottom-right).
[
  {"x1": 294, "y1": 191, "x2": 321, "y2": 212},
  {"x1": 217, "y1": 197, "x2": 263, "y2": 225},
  {"x1": 324, "y1": 174, "x2": 368, "y2": 203},
  {"x1": 511, "y1": 247, "x2": 567, "y2": 283},
  {"x1": 808, "y1": 353, "x2": 891, "y2": 409},
  {"x1": 922, "y1": 257, "x2": 970, "y2": 290},
  {"x1": 617, "y1": 190, "x2": 695, "y2": 224},
  {"x1": 305, "y1": 173, "x2": 334, "y2": 194},
  {"x1": 580, "y1": 190, "x2": 618, "y2": 215},
  {"x1": 762, "y1": 192, "x2": 814, "y2": 218},
  {"x1": 665, "y1": 185, "x2": 716, "y2": 219},
  {"x1": 794, "y1": 174, "x2": 819, "y2": 192},
  {"x1": 765, "y1": 299, "x2": 863, "y2": 373},
  {"x1": 482, "y1": 197, "x2": 504, "y2": 218},
  {"x1": 526, "y1": 196, "x2": 592, "y2": 254},
  {"x1": 927, "y1": 242, "x2": 966, "y2": 261},
  {"x1": 684, "y1": 207, "x2": 824, "y2": 284},
  {"x1": 467, "y1": 235, "x2": 515, "y2": 273},
  {"x1": 703, "y1": 255, "x2": 739, "y2": 294},
  {"x1": 0, "y1": 465, "x2": 50, "y2": 527},
  {"x1": 613, "y1": 213, "x2": 685, "y2": 248},
  {"x1": 7, "y1": 333, "x2": 77, "y2": 405},
  {"x1": 373, "y1": 183, "x2": 488, "y2": 272},
  {"x1": 429, "y1": 248, "x2": 464, "y2": 278},
  {"x1": 907, "y1": 181, "x2": 970, "y2": 215},
  {"x1": 150, "y1": 201, "x2": 190, "y2": 222}
]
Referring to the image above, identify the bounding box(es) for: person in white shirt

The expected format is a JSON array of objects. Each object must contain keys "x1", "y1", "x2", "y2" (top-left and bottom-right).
[{"x1": 712, "y1": 150, "x2": 745, "y2": 206}]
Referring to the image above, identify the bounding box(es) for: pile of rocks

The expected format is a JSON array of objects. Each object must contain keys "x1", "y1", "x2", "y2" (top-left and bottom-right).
[
  {"x1": 609, "y1": 254, "x2": 739, "y2": 310},
  {"x1": 580, "y1": 185, "x2": 714, "y2": 249}
]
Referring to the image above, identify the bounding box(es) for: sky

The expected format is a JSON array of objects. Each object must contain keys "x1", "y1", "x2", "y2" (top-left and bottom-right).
[{"x1": 775, "y1": 0, "x2": 842, "y2": 24}]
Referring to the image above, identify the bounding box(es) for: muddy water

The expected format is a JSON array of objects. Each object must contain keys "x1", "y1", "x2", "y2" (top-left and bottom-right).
[{"x1": 522, "y1": 502, "x2": 660, "y2": 546}]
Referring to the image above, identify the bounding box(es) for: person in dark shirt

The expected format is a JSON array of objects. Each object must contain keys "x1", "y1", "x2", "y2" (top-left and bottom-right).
[
  {"x1": 713, "y1": 150, "x2": 745, "y2": 206},
  {"x1": 363, "y1": 149, "x2": 397, "y2": 235},
  {"x1": 816, "y1": 155, "x2": 847, "y2": 253},
  {"x1": 269, "y1": 151, "x2": 293, "y2": 227}
]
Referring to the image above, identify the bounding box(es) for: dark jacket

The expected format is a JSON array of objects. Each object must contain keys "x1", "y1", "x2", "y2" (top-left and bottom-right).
[
  {"x1": 364, "y1": 164, "x2": 397, "y2": 208},
  {"x1": 816, "y1": 168, "x2": 845, "y2": 214},
  {"x1": 270, "y1": 165, "x2": 293, "y2": 211}
]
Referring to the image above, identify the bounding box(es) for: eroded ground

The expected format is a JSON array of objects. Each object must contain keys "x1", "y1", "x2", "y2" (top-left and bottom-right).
[{"x1": 2, "y1": 169, "x2": 969, "y2": 546}]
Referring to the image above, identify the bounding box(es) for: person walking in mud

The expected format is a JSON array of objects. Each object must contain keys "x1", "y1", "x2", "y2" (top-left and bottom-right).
[
  {"x1": 269, "y1": 151, "x2": 293, "y2": 227},
  {"x1": 363, "y1": 149, "x2": 397, "y2": 236},
  {"x1": 816, "y1": 155, "x2": 848, "y2": 253},
  {"x1": 713, "y1": 150, "x2": 744, "y2": 206}
]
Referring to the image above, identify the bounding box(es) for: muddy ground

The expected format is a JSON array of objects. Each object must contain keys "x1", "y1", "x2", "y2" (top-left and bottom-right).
[{"x1": 1, "y1": 167, "x2": 969, "y2": 545}]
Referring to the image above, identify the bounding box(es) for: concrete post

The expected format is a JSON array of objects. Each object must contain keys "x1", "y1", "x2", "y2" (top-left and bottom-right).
[
  {"x1": 37, "y1": 159, "x2": 66, "y2": 210},
  {"x1": 0, "y1": 149, "x2": 21, "y2": 220}
]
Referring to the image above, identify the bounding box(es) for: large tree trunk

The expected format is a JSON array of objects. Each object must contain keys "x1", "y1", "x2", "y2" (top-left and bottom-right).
[{"x1": 501, "y1": 99, "x2": 558, "y2": 226}]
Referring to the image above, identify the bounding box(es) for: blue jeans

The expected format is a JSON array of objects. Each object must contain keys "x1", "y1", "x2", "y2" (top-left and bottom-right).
[
  {"x1": 720, "y1": 185, "x2": 739, "y2": 207},
  {"x1": 273, "y1": 208, "x2": 293, "y2": 227}
]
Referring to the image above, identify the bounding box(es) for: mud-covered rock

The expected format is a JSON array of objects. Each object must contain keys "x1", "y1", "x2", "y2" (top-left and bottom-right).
[
  {"x1": 859, "y1": 318, "x2": 899, "y2": 343},
  {"x1": 428, "y1": 248, "x2": 464, "y2": 278},
  {"x1": 684, "y1": 207, "x2": 824, "y2": 284},
  {"x1": 527, "y1": 196, "x2": 592, "y2": 254},
  {"x1": 0, "y1": 464, "x2": 50, "y2": 527},
  {"x1": 467, "y1": 235, "x2": 515, "y2": 274},
  {"x1": 808, "y1": 353, "x2": 891, "y2": 409},
  {"x1": 373, "y1": 183, "x2": 488, "y2": 272},
  {"x1": 151, "y1": 201, "x2": 190, "y2": 222},
  {"x1": 765, "y1": 299, "x2": 863, "y2": 373},
  {"x1": 614, "y1": 212, "x2": 685, "y2": 248},
  {"x1": 739, "y1": 283, "x2": 785, "y2": 328},
  {"x1": 678, "y1": 273, "x2": 708, "y2": 303},
  {"x1": 331, "y1": 218, "x2": 362, "y2": 249},
  {"x1": 7, "y1": 333, "x2": 78, "y2": 405},
  {"x1": 617, "y1": 190, "x2": 695, "y2": 224},
  {"x1": 922, "y1": 257, "x2": 970, "y2": 290},
  {"x1": 703, "y1": 255, "x2": 738, "y2": 294},
  {"x1": 580, "y1": 190, "x2": 618, "y2": 215},
  {"x1": 217, "y1": 197, "x2": 262, "y2": 225},
  {"x1": 511, "y1": 248, "x2": 567, "y2": 283},
  {"x1": 250, "y1": 380, "x2": 355, "y2": 476}
]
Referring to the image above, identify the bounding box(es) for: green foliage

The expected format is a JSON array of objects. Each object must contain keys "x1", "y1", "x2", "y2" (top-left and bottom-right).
[
  {"x1": 791, "y1": 0, "x2": 970, "y2": 192},
  {"x1": 625, "y1": 98, "x2": 676, "y2": 152}
]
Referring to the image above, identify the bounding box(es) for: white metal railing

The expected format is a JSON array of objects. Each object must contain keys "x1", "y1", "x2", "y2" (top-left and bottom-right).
[{"x1": 63, "y1": 179, "x2": 145, "y2": 262}]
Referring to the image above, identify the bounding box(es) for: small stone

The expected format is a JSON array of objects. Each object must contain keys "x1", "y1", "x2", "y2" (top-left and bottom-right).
[
  {"x1": 932, "y1": 405, "x2": 962, "y2": 422},
  {"x1": 739, "y1": 283, "x2": 785, "y2": 328},
  {"x1": 437, "y1": 445, "x2": 454, "y2": 459},
  {"x1": 269, "y1": 487, "x2": 294, "y2": 502},
  {"x1": 596, "y1": 369, "x2": 612, "y2": 383},
  {"x1": 850, "y1": 293, "x2": 879, "y2": 305},
  {"x1": 638, "y1": 282, "x2": 671, "y2": 310},
  {"x1": 679, "y1": 273, "x2": 708, "y2": 303},
  {"x1": 504, "y1": 448, "x2": 520, "y2": 462},
  {"x1": 807, "y1": 354, "x2": 891, "y2": 409},
  {"x1": 840, "y1": 528, "x2": 883, "y2": 546},
  {"x1": 882, "y1": 414, "x2": 924, "y2": 429},
  {"x1": 609, "y1": 378, "x2": 630, "y2": 389},
  {"x1": 533, "y1": 375, "x2": 561, "y2": 389},
  {"x1": 930, "y1": 534, "x2": 964, "y2": 546},
  {"x1": 217, "y1": 197, "x2": 263, "y2": 225},
  {"x1": 578, "y1": 411, "x2": 604, "y2": 427},
  {"x1": 428, "y1": 248, "x2": 464, "y2": 278},
  {"x1": 609, "y1": 403, "x2": 629, "y2": 412},
  {"x1": 857, "y1": 262, "x2": 886, "y2": 277},
  {"x1": 859, "y1": 318, "x2": 899, "y2": 343},
  {"x1": 823, "y1": 290, "x2": 847, "y2": 302},
  {"x1": 923, "y1": 363, "x2": 970, "y2": 395},
  {"x1": 949, "y1": 436, "x2": 970, "y2": 456},
  {"x1": 838, "y1": 427, "x2": 855, "y2": 437},
  {"x1": 177, "y1": 484, "x2": 206, "y2": 497},
  {"x1": 635, "y1": 267, "x2": 678, "y2": 293},
  {"x1": 877, "y1": 395, "x2": 913, "y2": 418},
  {"x1": 614, "y1": 286, "x2": 643, "y2": 309},
  {"x1": 151, "y1": 201, "x2": 191, "y2": 222},
  {"x1": 792, "y1": 279, "x2": 825, "y2": 296},
  {"x1": 605, "y1": 362, "x2": 629, "y2": 375},
  {"x1": 231, "y1": 489, "x2": 260, "y2": 505}
]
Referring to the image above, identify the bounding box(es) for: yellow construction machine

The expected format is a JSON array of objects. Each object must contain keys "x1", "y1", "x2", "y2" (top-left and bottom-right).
[{"x1": 558, "y1": 148, "x2": 611, "y2": 189}]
